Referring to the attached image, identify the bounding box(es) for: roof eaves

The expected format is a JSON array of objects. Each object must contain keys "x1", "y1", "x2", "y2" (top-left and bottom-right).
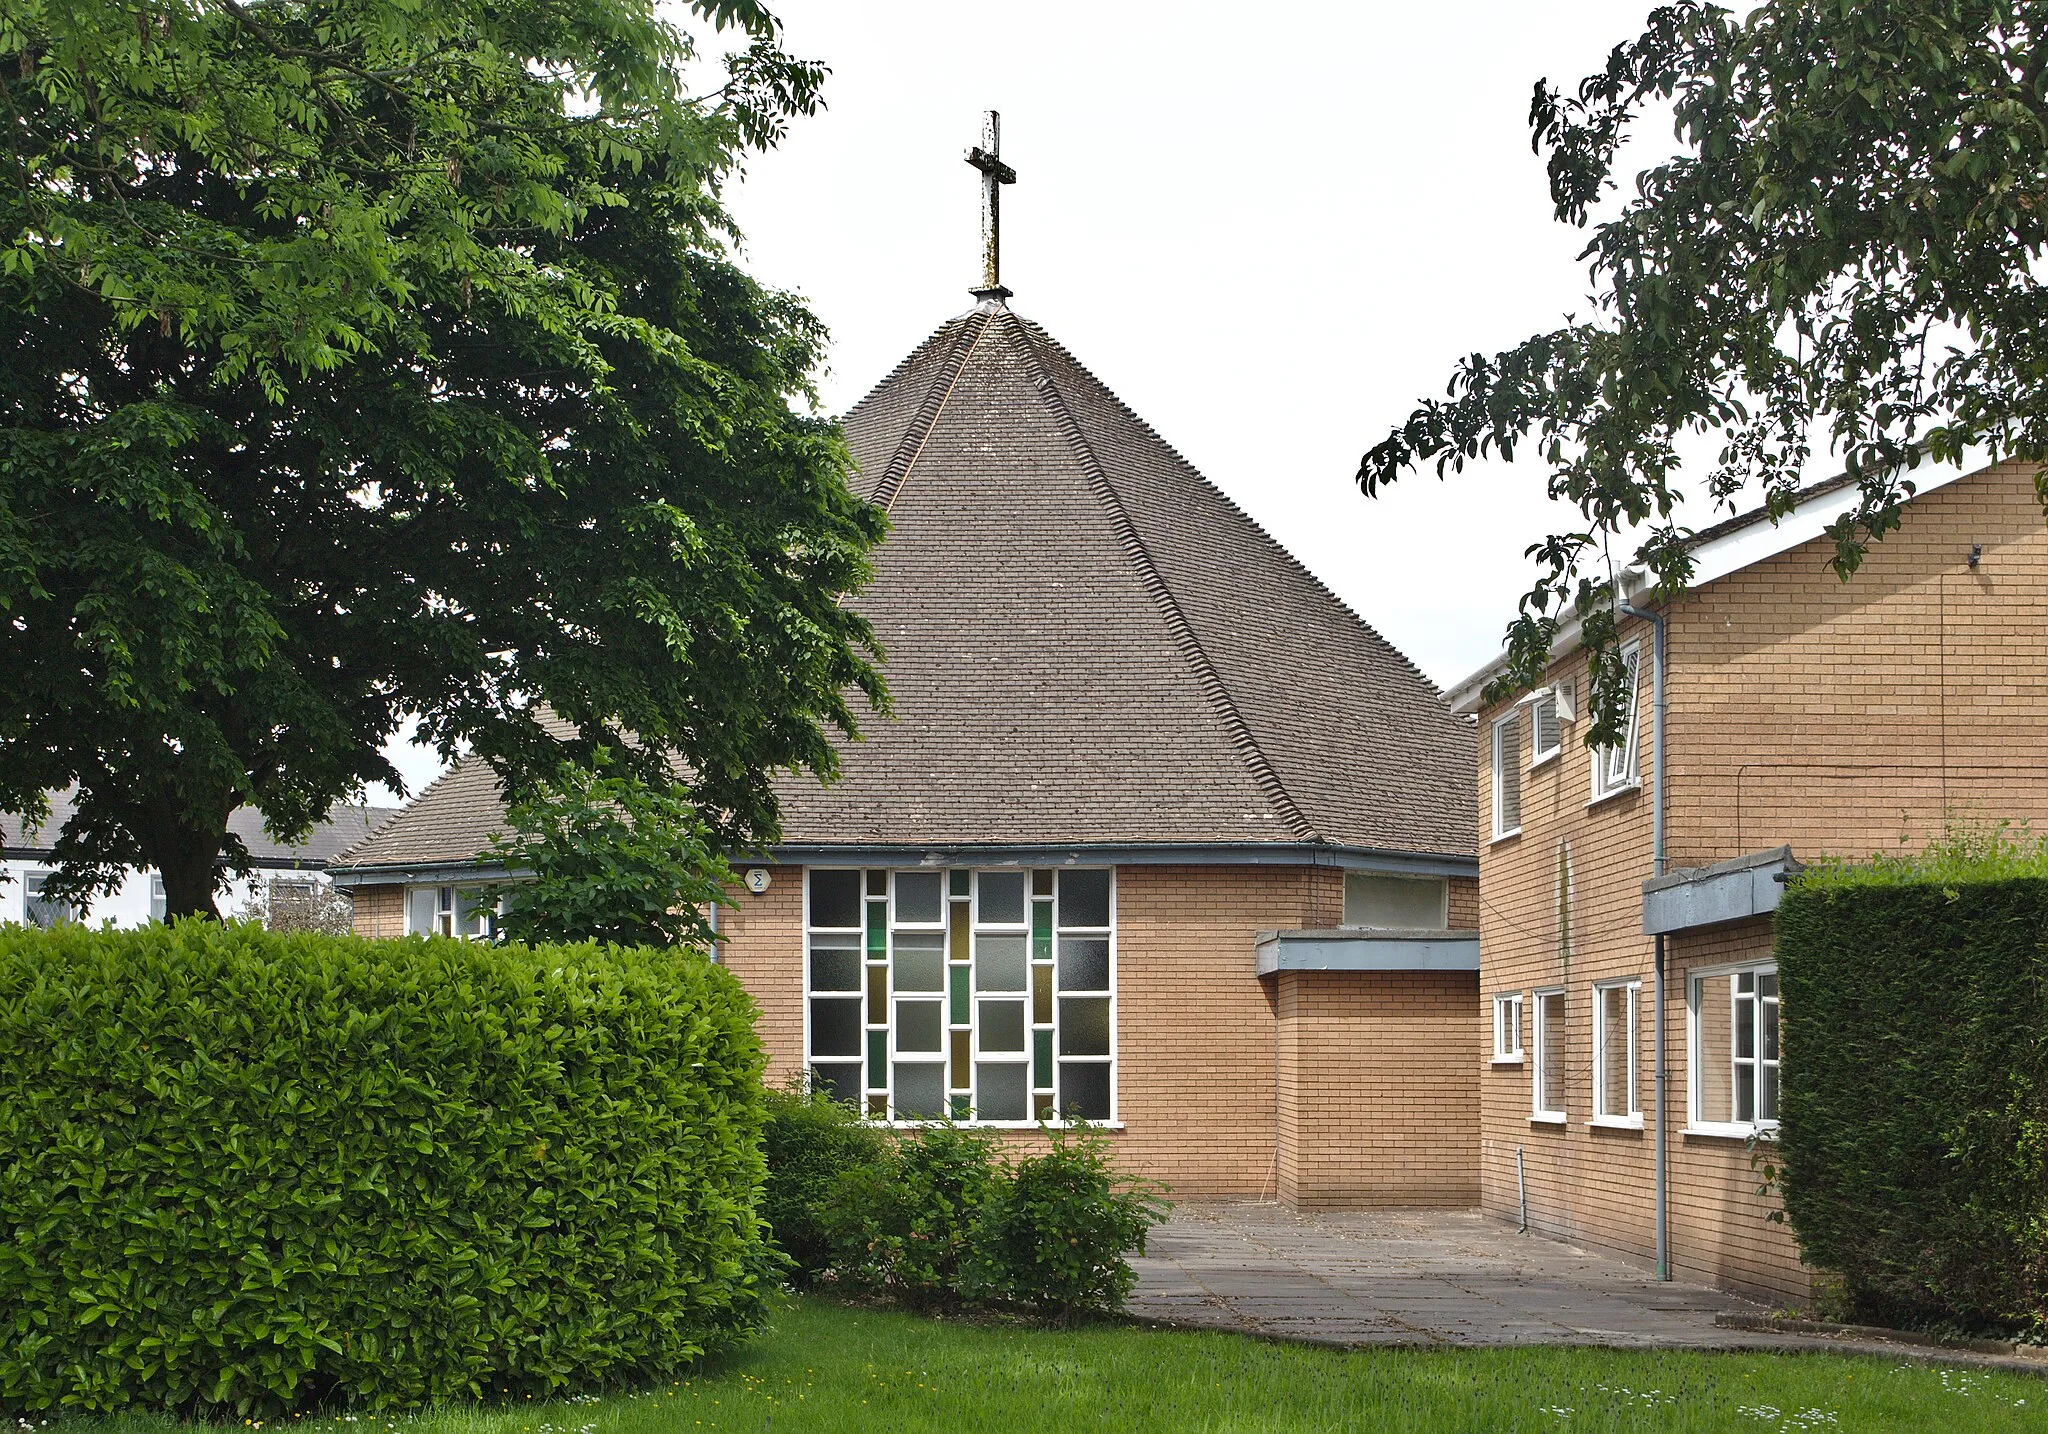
[{"x1": 1002, "y1": 312, "x2": 1322, "y2": 843}]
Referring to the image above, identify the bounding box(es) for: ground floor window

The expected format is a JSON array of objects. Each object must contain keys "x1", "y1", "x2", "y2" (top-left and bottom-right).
[
  {"x1": 23, "y1": 872, "x2": 78, "y2": 928},
  {"x1": 1531, "y1": 987, "x2": 1565, "y2": 1120},
  {"x1": 805, "y1": 866, "x2": 1114, "y2": 1125},
  {"x1": 405, "y1": 884, "x2": 497, "y2": 939},
  {"x1": 1593, "y1": 978, "x2": 1641, "y2": 1125},
  {"x1": 1491, "y1": 993, "x2": 1524, "y2": 1062},
  {"x1": 1690, "y1": 963, "x2": 1779, "y2": 1133}
]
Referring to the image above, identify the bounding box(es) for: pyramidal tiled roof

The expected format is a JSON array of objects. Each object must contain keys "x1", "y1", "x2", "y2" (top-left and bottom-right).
[{"x1": 338, "y1": 302, "x2": 1475, "y2": 869}]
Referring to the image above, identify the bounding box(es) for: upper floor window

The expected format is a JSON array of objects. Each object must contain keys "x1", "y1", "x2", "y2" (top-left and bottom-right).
[
  {"x1": 806, "y1": 866, "x2": 1113, "y2": 1126},
  {"x1": 1342, "y1": 873, "x2": 1448, "y2": 930},
  {"x1": 1491, "y1": 711, "x2": 1524, "y2": 840},
  {"x1": 1690, "y1": 964, "x2": 1779, "y2": 1134},
  {"x1": 1590, "y1": 642, "x2": 1644, "y2": 800},
  {"x1": 1492, "y1": 993, "x2": 1525, "y2": 1063},
  {"x1": 1529, "y1": 682, "x2": 1567, "y2": 766}
]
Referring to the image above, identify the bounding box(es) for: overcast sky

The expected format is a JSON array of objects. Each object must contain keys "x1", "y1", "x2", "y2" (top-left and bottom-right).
[{"x1": 380, "y1": 0, "x2": 1684, "y2": 802}]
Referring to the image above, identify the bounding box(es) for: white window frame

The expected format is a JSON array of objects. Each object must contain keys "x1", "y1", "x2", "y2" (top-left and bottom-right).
[
  {"x1": 1491, "y1": 711, "x2": 1523, "y2": 841},
  {"x1": 1589, "y1": 640, "x2": 1644, "y2": 802},
  {"x1": 406, "y1": 883, "x2": 498, "y2": 940},
  {"x1": 1530, "y1": 987, "x2": 1566, "y2": 1122},
  {"x1": 803, "y1": 866, "x2": 1116, "y2": 1129},
  {"x1": 1591, "y1": 977, "x2": 1643, "y2": 1128},
  {"x1": 1687, "y1": 960, "x2": 1781, "y2": 1137},
  {"x1": 1527, "y1": 689, "x2": 1561, "y2": 768},
  {"x1": 1491, "y1": 992, "x2": 1525, "y2": 1065}
]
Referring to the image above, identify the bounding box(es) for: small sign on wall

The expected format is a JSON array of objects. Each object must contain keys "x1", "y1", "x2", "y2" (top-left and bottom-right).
[{"x1": 743, "y1": 868, "x2": 772, "y2": 895}]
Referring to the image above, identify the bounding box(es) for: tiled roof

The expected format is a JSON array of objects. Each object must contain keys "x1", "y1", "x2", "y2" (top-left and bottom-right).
[
  {"x1": 2, "y1": 791, "x2": 399, "y2": 867},
  {"x1": 338, "y1": 302, "x2": 1475, "y2": 870}
]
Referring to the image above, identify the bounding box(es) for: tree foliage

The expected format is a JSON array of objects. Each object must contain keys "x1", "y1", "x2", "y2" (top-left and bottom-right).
[
  {"x1": 0, "y1": 0, "x2": 884, "y2": 917},
  {"x1": 485, "y1": 746, "x2": 730, "y2": 950},
  {"x1": 1358, "y1": 1, "x2": 2048, "y2": 738}
]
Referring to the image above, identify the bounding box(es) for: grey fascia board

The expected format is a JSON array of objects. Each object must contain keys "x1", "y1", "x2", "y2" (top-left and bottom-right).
[
  {"x1": 330, "y1": 860, "x2": 520, "y2": 888},
  {"x1": 762, "y1": 842, "x2": 1477, "y2": 879},
  {"x1": 1641, "y1": 845, "x2": 1800, "y2": 935},
  {"x1": 1254, "y1": 928, "x2": 1480, "y2": 976}
]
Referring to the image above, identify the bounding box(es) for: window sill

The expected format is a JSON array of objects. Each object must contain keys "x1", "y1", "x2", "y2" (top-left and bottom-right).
[
  {"x1": 877, "y1": 1120, "x2": 1125, "y2": 1131},
  {"x1": 1489, "y1": 827, "x2": 1522, "y2": 845},
  {"x1": 1682, "y1": 1123, "x2": 1775, "y2": 1141},
  {"x1": 1529, "y1": 1111, "x2": 1567, "y2": 1125},
  {"x1": 1490, "y1": 1055, "x2": 1525, "y2": 1067},
  {"x1": 1588, "y1": 1115, "x2": 1645, "y2": 1132},
  {"x1": 1585, "y1": 782, "x2": 1640, "y2": 810},
  {"x1": 1529, "y1": 750, "x2": 1559, "y2": 771}
]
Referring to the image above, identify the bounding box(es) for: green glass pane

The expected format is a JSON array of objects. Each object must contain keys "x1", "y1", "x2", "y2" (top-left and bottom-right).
[
  {"x1": 1032, "y1": 901, "x2": 1052, "y2": 960},
  {"x1": 865, "y1": 899, "x2": 886, "y2": 958},
  {"x1": 1033, "y1": 1028, "x2": 1053, "y2": 1089},
  {"x1": 867, "y1": 1029, "x2": 886, "y2": 1088},
  {"x1": 949, "y1": 963, "x2": 969, "y2": 1025},
  {"x1": 950, "y1": 1093, "x2": 973, "y2": 1120},
  {"x1": 1032, "y1": 963, "x2": 1052, "y2": 1025},
  {"x1": 949, "y1": 868, "x2": 971, "y2": 898}
]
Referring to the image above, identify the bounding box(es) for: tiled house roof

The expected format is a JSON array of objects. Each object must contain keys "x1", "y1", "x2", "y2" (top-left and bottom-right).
[
  {"x1": 337, "y1": 302, "x2": 1475, "y2": 870},
  {"x1": 3, "y1": 791, "x2": 398, "y2": 867}
]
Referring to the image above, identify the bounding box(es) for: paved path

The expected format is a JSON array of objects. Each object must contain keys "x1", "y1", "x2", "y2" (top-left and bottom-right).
[{"x1": 1127, "y1": 1203, "x2": 1803, "y2": 1351}]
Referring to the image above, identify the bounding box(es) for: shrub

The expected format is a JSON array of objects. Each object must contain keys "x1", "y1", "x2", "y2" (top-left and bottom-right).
[
  {"x1": 0, "y1": 921, "x2": 775, "y2": 1414},
  {"x1": 1776, "y1": 830, "x2": 2048, "y2": 1334},
  {"x1": 759, "y1": 1084, "x2": 891, "y2": 1284},
  {"x1": 963, "y1": 1126, "x2": 1169, "y2": 1322},
  {"x1": 824, "y1": 1124, "x2": 1004, "y2": 1306}
]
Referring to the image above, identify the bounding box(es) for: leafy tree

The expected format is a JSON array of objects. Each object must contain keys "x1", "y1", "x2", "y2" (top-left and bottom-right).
[
  {"x1": 484, "y1": 746, "x2": 730, "y2": 950},
  {"x1": 0, "y1": 0, "x2": 885, "y2": 917},
  {"x1": 1358, "y1": 1, "x2": 2048, "y2": 735}
]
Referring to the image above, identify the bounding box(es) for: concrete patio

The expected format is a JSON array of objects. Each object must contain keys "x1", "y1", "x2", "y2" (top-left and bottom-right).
[{"x1": 1127, "y1": 1203, "x2": 1801, "y2": 1351}]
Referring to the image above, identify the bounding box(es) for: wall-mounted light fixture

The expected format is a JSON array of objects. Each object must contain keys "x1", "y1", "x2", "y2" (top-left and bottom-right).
[{"x1": 1969, "y1": 543, "x2": 1983, "y2": 568}]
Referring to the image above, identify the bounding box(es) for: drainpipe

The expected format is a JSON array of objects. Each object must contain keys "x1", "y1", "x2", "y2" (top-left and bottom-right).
[{"x1": 1620, "y1": 594, "x2": 1669, "y2": 1282}]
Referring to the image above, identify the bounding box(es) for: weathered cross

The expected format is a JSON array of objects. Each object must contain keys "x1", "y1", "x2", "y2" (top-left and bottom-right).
[{"x1": 964, "y1": 110, "x2": 1016, "y2": 300}]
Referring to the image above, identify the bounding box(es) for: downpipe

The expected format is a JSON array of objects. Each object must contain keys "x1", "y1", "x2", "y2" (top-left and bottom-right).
[{"x1": 1621, "y1": 596, "x2": 1670, "y2": 1282}]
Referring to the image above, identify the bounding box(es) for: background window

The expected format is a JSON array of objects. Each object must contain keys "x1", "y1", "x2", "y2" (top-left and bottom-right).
[
  {"x1": 1492, "y1": 993, "x2": 1524, "y2": 1061},
  {"x1": 1532, "y1": 989, "x2": 1565, "y2": 1118},
  {"x1": 1342, "y1": 874, "x2": 1447, "y2": 929},
  {"x1": 1691, "y1": 965, "x2": 1780, "y2": 1130},
  {"x1": 806, "y1": 867, "x2": 1114, "y2": 1125},
  {"x1": 1492, "y1": 712, "x2": 1523, "y2": 838},
  {"x1": 1530, "y1": 691, "x2": 1561, "y2": 764},
  {"x1": 1594, "y1": 979, "x2": 1641, "y2": 1123},
  {"x1": 1591, "y1": 643, "x2": 1644, "y2": 798},
  {"x1": 24, "y1": 873, "x2": 78, "y2": 929}
]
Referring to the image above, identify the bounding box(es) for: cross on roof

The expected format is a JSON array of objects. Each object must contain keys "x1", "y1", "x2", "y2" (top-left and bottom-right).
[{"x1": 965, "y1": 110, "x2": 1016, "y2": 302}]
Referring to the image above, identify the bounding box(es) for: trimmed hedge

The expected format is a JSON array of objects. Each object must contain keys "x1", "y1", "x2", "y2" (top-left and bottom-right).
[
  {"x1": 0, "y1": 921, "x2": 775, "y2": 1414},
  {"x1": 1776, "y1": 849, "x2": 2048, "y2": 1333}
]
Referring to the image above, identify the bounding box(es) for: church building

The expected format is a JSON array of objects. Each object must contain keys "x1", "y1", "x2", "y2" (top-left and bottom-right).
[{"x1": 332, "y1": 117, "x2": 1481, "y2": 1206}]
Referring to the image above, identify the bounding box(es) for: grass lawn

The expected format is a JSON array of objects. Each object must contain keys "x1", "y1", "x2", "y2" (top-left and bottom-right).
[{"x1": 90, "y1": 1298, "x2": 2041, "y2": 1434}]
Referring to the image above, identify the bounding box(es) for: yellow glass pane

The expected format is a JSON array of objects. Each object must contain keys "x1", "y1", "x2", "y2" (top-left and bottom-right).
[
  {"x1": 1032, "y1": 963, "x2": 1052, "y2": 1025},
  {"x1": 950, "y1": 1029, "x2": 970, "y2": 1088},
  {"x1": 867, "y1": 964, "x2": 887, "y2": 1016},
  {"x1": 949, "y1": 899, "x2": 970, "y2": 961}
]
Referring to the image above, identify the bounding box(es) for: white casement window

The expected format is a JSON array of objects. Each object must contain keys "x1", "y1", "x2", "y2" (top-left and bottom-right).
[
  {"x1": 805, "y1": 867, "x2": 1114, "y2": 1126},
  {"x1": 1689, "y1": 963, "x2": 1781, "y2": 1134},
  {"x1": 1590, "y1": 641, "x2": 1644, "y2": 800},
  {"x1": 1342, "y1": 873, "x2": 1448, "y2": 930},
  {"x1": 23, "y1": 872, "x2": 79, "y2": 929},
  {"x1": 1529, "y1": 688, "x2": 1562, "y2": 766},
  {"x1": 1593, "y1": 978, "x2": 1643, "y2": 1126},
  {"x1": 1531, "y1": 987, "x2": 1565, "y2": 1121},
  {"x1": 1492, "y1": 993, "x2": 1525, "y2": 1064},
  {"x1": 1491, "y1": 711, "x2": 1524, "y2": 840},
  {"x1": 405, "y1": 885, "x2": 496, "y2": 939},
  {"x1": 149, "y1": 874, "x2": 168, "y2": 923}
]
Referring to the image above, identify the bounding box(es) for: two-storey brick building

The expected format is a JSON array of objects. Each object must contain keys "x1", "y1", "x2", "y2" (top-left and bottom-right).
[{"x1": 1449, "y1": 458, "x2": 2048, "y2": 1302}]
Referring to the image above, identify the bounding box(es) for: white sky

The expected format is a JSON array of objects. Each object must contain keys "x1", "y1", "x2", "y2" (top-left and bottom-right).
[{"x1": 379, "y1": 0, "x2": 1686, "y2": 803}]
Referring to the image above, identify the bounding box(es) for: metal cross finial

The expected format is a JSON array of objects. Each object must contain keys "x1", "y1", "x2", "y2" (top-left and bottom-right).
[{"x1": 964, "y1": 110, "x2": 1016, "y2": 302}]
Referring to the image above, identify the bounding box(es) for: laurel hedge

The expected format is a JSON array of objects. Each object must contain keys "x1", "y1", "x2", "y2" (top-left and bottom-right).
[
  {"x1": 1776, "y1": 846, "x2": 2048, "y2": 1334},
  {"x1": 0, "y1": 921, "x2": 775, "y2": 1414}
]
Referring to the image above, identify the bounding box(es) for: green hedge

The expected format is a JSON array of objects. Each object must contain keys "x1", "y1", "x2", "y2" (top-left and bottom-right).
[
  {"x1": 0, "y1": 921, "x2": 775, "y2": 1414},
  {"x1": 1776, "y1": 849, "x2": 2048, "y2": 1333}
]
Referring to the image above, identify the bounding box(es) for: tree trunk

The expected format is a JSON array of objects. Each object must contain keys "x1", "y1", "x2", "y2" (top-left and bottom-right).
[{"x1": 144, "y1": 796, "x2": 234, "y2": 921}]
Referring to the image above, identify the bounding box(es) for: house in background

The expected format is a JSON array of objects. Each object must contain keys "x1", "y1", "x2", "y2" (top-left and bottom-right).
[
  {"x1": 1450, "y1": 457, "x2": 2048, "y2": 1303},
  {"x1": 333, "y1": 285, "x2": 1483, "y2": 1209},
  {"x1": 2, "y1": 792, "x2": 397, "y2": 928}
]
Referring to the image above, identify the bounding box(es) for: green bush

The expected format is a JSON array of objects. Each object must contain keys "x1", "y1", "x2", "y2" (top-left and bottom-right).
[
  {"x1": 1776, "y1": 833, "x2": 2048, "y2": 1334},
  {"x1": 824, "y1": 1124, "x2": 1004, "y2": 1306},
  {"x1": 759, "y1": 1084, "x2": 891, "y2": 1284},
  {"x1": 964, "y1": 1126, "x2": 1170, "y2": 1321},
  {"x1": 0, "y1": 921, "x2": 776, "y2": 1414}
]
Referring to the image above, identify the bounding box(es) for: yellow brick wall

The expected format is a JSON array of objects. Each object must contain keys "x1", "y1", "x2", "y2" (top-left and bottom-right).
[
  {"x1": 1475, "y1": 459, "x2": 2048, "y2": 1305},
  {"x1": 348, "y1": 883, "x2": 405, "y2": 938},
  {"x1": 1277, "y1": 970, "x2": 1480, "y2": 1207}
]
